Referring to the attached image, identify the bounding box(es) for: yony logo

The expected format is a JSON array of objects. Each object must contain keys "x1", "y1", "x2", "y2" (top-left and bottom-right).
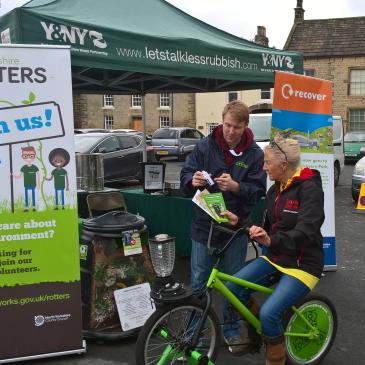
[
  {"x1": 262, "y1": 53, "x2": 294, "y2": 70},
  {"x1": 40, "y1": 22, "x2": 107, "y2": 49}
]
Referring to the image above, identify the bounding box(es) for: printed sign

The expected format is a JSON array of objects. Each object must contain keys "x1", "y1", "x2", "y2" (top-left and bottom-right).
[
  {"x1": 114, "y1": 283, "x2": 155, "y2": 331},
  {"x1": 273, "y1": 71, "x2": 336, "y2": 270},
  {"x1": 0, "y1": 102, "x2": 64, "y2": 146},
  {"x1": 0, "y1": 44, "x2": 84, "y2": 361}
]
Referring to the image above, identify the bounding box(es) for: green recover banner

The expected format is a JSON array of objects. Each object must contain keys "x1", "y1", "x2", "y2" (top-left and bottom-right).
[
  {"x1": 0, "y1": 44, "x2": 83, "y2": 361},
  {"x1": 0, "y1": 0, "x2": 303, "y2": 82}
]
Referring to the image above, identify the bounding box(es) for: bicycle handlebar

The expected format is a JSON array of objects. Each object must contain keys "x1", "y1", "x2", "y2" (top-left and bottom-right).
[{"x1": 207, "y1": 220, "x2": 251, "y2": 257}]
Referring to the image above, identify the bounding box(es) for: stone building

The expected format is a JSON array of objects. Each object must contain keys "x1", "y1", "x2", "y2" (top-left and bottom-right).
[
  {"x1": 285, "y1": 0, "x2": 365, "y2": 132},
  {"x1": 73, "y1": 93, "x2": 195, "y2": 134}
]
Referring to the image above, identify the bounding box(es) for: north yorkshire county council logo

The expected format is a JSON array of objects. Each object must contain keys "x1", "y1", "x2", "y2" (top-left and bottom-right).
[{"x1": 34, "y1": 315, "x2": 45, "y2": 327}]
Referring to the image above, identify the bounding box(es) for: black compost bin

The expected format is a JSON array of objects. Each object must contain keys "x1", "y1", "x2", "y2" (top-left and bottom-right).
[{"x1": 79, "y1": 211, "x2": 155, "y2": 340}]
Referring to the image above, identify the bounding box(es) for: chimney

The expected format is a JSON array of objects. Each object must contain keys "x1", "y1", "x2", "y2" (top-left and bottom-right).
[
  {"x1": 254, "y1": 26, "x2": 269, "y2": 47},
  {"x1": 294, "y1": 0, "x2": 305, "y2": 23}
]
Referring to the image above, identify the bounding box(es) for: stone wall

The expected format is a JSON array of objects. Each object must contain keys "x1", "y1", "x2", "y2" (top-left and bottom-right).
[
  {"x1": 304, "y1": 56, "x2": 365, "y2": 132},
  {"x1": 72, "y1": 93, "x2": 195, "y2": 133}
]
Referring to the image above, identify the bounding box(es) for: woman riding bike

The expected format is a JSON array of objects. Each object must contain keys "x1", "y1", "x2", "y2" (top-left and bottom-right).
[{"x1": 223, "y1": 136, "x2": 325, "y2": 365}]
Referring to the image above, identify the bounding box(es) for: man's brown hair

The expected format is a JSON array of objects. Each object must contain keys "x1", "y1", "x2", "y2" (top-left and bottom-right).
[
  {"x1": 21, "y1": 146, "x2": 36, "y2": 154},
  {"x1": 222, "y1": 100, "x2": 249, "y2": 125}
]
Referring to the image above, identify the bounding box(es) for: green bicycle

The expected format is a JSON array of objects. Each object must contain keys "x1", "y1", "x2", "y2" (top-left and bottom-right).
[{"x1": 136, "y1": 223, "x2": 337, "y2": 365}]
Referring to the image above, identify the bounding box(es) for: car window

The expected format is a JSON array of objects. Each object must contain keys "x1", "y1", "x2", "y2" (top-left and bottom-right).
[
  {"x1": 345, "y1": 132, "x2": 365, "y2": 142},
  {"x1": 94, "y1": 136, "x2": 120, "y2": 153},
  {"x1": 192, "y1": 130, "x2": 204, "y2": 139},
  {"x1": 181, "y1": 129, "x2": 193, "y2": 138},
  {"x1": 74, "y1": 134, "x2": 104, "y2": 153},
  {"x1": 333, "y1": 118, "x2": 342, "y2": 141},
  {"x1": 152, "y1": 129, "x2": 178, "y2": 139},
  {"x1": 119, "y1": 135, "x2": 139, "y2": 149},
  {"x1": 248, "y1": 115, "x2": 272, "y2": 141}
]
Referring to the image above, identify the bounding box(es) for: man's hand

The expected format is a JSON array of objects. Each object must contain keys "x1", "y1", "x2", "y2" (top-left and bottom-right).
[
  {"x1": 214, "y1": 173, "x2": 239, "y2": 192},
  {"x1": 191, "y1": 171, "x2": 209, "y2": 188},
  {"x1": 249, "y1": 225, "x2": 271, "y2": 247}
]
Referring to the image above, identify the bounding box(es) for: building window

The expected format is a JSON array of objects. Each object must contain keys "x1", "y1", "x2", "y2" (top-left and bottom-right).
[
  {"x1": 207, "y1": 123, "x2": 219, "y2": 134},
  {"x1": 131, "y1": 94, "x2": 142, "y2": 108},
  {"x1": 160, "y1": 93, "x2": 170, "y2": 108},
  {"x1": 349, "y1": 109, "x2": 365, "y2": 131},
  {"x1": 104, "y1": 115, "x2": 114, "y2": 129},
  {"x1": 350, "y1": 70, "x2": 365, "y2": 95},
  {"x1": 304, "y1": 69, "x2": 315, "y2": 77},
  {"x1": 228, "y1": 91, "x2": 238, "y2": 102},
  {"x1": 103, "y1": 94, "x2": 114, "y2": 107},
  {"x1": 160, "y1": 116, "x2": 170, "y2": 128},
  {"x1": 260, "y1": 88, "x2": 271, "y2": 100}
]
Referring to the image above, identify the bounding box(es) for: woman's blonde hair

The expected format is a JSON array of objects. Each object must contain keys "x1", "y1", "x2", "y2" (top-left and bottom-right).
[{"x1": 264, "y1": 135, "x2": 301, "y2": 169}]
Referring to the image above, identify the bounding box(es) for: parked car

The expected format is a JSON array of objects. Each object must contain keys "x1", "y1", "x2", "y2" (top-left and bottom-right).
[
  {"x1": 151, "y1": 127, "x2": 205, "y2": 161},
  {"x1": 344, "y1": 131, "x2": 365, "y2": 163},
  {"x1": 109, "y1": 129, "x2": 152, "y2": 141},
  {"x1": 248, "y1": 113, "x2": 345, "y2": 187},
  {"x1": 74, "y1": 133, "x2": 154, "y2": 183},
  {"x1": 74, "y1": 128, "x2": 110, "y2": 134},
  {"x1": 352, "y1": 156, "x2": 365, "y2": 201}
]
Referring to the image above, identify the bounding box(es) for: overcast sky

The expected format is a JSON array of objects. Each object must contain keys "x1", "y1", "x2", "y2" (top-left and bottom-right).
[{"x1": 1, "y1": 0, "x2": 364, "y2": 48}]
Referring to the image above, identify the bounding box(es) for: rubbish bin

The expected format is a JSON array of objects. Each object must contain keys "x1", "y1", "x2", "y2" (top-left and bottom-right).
[
  {"x1": 76, "y1": 153, "x2": 104, "y2": 191},
  {"x1": 79, "y1": 211, "x2": 155, "y2": 339}
]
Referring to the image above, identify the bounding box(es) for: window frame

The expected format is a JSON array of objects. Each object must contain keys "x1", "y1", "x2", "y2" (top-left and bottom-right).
[
  {"x1": 159, "y1": 116, "x2": 170, "y2": 128},
  {"x1": 349, "y1": 109, "x2": 365, "y2": 131},
  {"x1": 260, "y1": 88, "x2": 271, "y2": 100},
  {"x1": 104, "y1": 115, "x2": 114, "y2": 130},
  {"x1": 349, "y1": 69, "x2": 365, "y2": 96},
  {"x1": 131, "y1": 94, "x2": 142, "y2": 108},
  {"x1": 159, "y1": 93, "x2": 170, "y2": 108},
  {"x1": 227, "y1": 91, "x2": 238, "y2": 103},
  {"x1": 103, "y1": 94, "x2": 114, "y2": 108},
  {"x1": 304, "y1": 69, "x2": 315, "y2": 77},
  {"x1": 207, "y1": 122, "x2": 219, "y2": 134}
]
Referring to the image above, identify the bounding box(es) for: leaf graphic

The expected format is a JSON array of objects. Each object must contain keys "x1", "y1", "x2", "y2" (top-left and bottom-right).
[
  {"x1": 29, "y1": 92, "x2": 36, "y2": 103},
  {"x1": 22, "y1": 100, "x2": 30, "y2": 104}
]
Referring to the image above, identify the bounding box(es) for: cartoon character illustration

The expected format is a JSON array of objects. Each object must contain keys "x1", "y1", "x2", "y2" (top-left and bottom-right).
[
  {"x1": 12, "y1": 146, "x2": 40, "y2": 212},
  {"x1": 46, "y1": 148, "x2": 70, "y2": 210}
]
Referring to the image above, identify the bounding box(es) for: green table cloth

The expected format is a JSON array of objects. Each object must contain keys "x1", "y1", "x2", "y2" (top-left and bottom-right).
[{"x1": 121, "y1": 189, "x2": 193, "y2": 256}]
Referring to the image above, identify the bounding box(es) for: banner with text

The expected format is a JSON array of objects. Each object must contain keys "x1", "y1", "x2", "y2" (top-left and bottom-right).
[
  {"x1": 273, "y1": 71, "x2": 336, "y2": 269},
  {"x1": 0, "y1": 44, "x2": 83, "y2": 361}
]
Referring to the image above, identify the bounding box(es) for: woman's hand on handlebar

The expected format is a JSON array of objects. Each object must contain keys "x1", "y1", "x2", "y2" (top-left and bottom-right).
[
  {"x1": 249, "y1": 225, "x2": 271, "y2": 247},
  {"x1": 221, "y1": 210, "x2": 239, "y2": 226}
]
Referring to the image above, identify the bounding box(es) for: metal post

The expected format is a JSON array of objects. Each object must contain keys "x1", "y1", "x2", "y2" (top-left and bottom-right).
[{"x1": 141, "y1": 93, "x2": 147, "y2": 162}]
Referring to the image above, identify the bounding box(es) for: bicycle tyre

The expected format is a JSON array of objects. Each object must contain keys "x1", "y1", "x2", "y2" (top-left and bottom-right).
[
  {"x1": 135, "y1": 297, "x2": 221, "y2": 365},
  {"x1": 284, "y1": 294, "x2": 337, "y2": 365}
]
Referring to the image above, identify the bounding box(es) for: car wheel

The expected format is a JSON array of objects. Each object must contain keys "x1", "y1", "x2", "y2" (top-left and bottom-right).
[{"x1": 333, "y1": 162, "x2": 340, "y2": 187}]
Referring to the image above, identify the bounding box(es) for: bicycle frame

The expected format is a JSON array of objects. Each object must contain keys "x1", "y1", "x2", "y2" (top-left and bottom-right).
[{"x1": 207, "y1": 267, "x2": 319, "y2": 339}]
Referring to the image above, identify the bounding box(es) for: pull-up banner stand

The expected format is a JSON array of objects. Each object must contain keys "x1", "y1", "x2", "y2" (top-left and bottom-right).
[
  {"x1": 0, "y1": 44, "x2": 85, "y2": 362},
  {"x1": 272, "y1": 71, "x2": 336, "y2": 270}
]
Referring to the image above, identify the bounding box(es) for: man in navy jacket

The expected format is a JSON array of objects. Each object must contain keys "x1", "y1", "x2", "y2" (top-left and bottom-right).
[{"x1": 180, "y1": 100, "x2": 266, "y2": 355}]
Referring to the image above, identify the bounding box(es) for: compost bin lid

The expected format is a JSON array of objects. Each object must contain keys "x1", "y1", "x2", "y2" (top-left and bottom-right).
[{"x1": 82, "y1": 211, "x2": 145, "y2": 234}]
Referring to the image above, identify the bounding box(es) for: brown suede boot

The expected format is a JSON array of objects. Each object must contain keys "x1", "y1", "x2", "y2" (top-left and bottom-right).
[{"x1": 264, "y1": 335, "x2": 286, "y2": 365}]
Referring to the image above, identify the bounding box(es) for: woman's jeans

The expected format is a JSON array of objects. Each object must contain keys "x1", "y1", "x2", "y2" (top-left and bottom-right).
[
  {"x1": 226, "y1": 257, "x2": 310, "y2": 337},
  {"x1": 191, "y1": 235, "x2": 248, "y2": 339}
]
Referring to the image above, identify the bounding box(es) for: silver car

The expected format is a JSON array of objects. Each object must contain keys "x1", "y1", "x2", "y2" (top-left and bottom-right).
[
  {"x1": 152, "y1": 127, "x2": 205, "y2": 161},
  {"x1": 352, "y1": 154, "x2": 365, "y2": 201}
]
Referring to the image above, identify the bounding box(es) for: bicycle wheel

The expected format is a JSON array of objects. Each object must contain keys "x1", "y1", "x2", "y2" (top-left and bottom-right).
[
  {"x1": 135, "y1": 298, "x2": 221, "y2": 365},
  {"x1": 284, "y1": 294, "x2": 337, "y2": 365}
]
